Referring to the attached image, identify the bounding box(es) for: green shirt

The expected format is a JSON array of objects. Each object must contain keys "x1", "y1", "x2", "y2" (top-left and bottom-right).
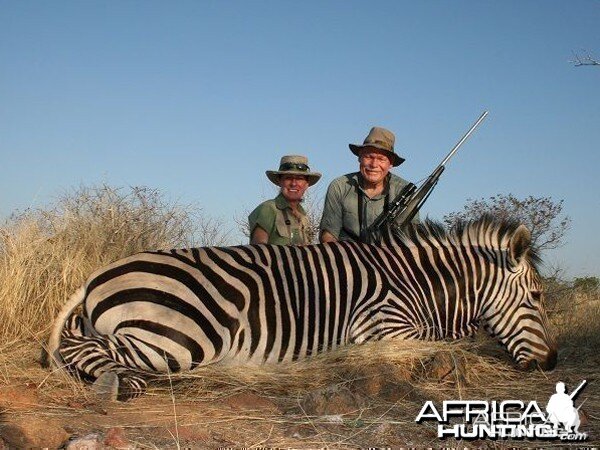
[
  {"x1": 319, "y1": 172, "x2": 418, "y2": 242},
  {"x1": 248, "y1": 194, "x2": 311, "y2": 245}
]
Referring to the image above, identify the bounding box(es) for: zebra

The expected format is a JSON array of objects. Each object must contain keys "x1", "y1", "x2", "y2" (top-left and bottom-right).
[{"x1": 44, "y1": 216, "x2": 557, "y2": 401}]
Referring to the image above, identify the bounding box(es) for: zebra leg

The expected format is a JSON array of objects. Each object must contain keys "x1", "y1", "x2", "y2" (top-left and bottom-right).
[
  {"x1": 59, "y1": 333, "x2": 149, "y2": 401},
  {"x1": 92, "y1": 371, "x2": 148, "y2": 402}
]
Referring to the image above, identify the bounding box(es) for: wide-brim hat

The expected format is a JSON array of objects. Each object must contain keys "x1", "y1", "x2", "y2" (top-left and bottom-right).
[
  {"x1": 349, "y1": 126, "x2": 405, "y2": 167},
  {"x1": 266, "y1": 155, "x2": 322, "y2": 186}
]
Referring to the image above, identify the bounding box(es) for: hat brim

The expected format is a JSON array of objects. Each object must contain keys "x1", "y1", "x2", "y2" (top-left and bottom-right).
[
  {"x1": 266, "y1": 170, "x2": 322, "y2": 186},
  {"x1": 349, "y1": 144, "x2": 405, "y2": 167}
]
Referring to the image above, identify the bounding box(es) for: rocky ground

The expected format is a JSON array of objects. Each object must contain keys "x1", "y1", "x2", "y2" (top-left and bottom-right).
[{"x1": 0, "y1": 338, "x2": 598, "y2": 449}]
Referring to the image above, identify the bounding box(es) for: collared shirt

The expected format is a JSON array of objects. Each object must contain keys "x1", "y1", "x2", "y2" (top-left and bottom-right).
[
  {"x1": 248, "y1": 193, "x2": 311, "y2": 245},
  {"x1": 319, "y1": 172, "x2": 418, "y2": 242}
]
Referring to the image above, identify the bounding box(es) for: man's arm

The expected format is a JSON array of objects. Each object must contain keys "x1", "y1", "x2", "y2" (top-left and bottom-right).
[
  {"x1": 250, "y1": 225, "x2": 270, "y2": 244},
  {"x1": 248, "y1": 202, "x2": 275, "y2": 244},
  {"x1": 319, "y1": 180, "x2": 344, "y2": 243},
  {"x1": 320, "y1": 230, "x2": 338, "y2": 243}
]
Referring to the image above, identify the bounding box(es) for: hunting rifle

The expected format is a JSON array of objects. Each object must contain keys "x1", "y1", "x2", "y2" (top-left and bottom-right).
[{"x1": 366, "y1": 111, "x2": 489, "y2": 243}]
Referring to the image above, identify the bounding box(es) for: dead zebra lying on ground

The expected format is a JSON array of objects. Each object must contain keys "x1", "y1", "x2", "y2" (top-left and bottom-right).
[{"x1": 43, "y1": 217, "x2": 557, "y2": 401}]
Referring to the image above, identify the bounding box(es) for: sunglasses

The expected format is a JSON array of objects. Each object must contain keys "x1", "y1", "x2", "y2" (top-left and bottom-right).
[{"x1": 279, "y1": 162, "x2": 310, "y2": 172}]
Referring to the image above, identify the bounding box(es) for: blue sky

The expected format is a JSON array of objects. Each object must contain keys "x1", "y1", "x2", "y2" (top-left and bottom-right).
[{"x1": 1, "y1": 1, "x2": 598, "y2": 278}]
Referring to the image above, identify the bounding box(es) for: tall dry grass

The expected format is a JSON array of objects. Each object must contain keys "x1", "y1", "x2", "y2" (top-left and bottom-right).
[
  {"x1": 546, "y1": 278, "x2": 600, "y2": 356},
  {"x1": 0, "y1": 184, "x2": 229, "y2": 343}
]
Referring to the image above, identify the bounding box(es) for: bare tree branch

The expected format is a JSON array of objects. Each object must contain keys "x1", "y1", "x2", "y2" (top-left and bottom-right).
[{"x1": 571, "y1": 51, "x2": 600, "y2": 67}]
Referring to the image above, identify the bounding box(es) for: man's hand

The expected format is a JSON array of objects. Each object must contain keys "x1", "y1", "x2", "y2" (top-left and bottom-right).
[
  {"x1": 320, "y1": 230, "x2": 338, "y2": 243},
  {"x1": 250, "y1": 226, "x2": 269, "y2": 244}
]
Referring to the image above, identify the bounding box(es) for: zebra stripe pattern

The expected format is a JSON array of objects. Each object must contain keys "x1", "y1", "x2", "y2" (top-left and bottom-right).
[{"x1": 46, "y1": 217, "x2": 557, "y2": 400}]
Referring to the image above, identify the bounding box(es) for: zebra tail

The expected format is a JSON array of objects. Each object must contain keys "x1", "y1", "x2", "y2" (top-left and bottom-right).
[{"x1": 41, "y1": 286, "x2": 86, "y2": 369}]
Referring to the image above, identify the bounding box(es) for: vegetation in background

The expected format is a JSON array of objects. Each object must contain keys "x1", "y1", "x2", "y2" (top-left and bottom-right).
[
  {"x1": 573, "y1": 276, "x2": 600, "y2": 293},
  {"x1": 0, "y1": 184, "x2": 230, "y2": 342},
  {"x1": 443, "y1": 194, "x2": 571, "y2": 252},
  {"x1": 545, "y1": 275, "x2": 600, "y2": 361}
]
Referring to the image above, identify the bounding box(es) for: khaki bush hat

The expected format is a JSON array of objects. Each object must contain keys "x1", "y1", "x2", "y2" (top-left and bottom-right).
[
  {"x1": 266, "y1": 155, "x2": 322, "y2": 186},
  {"x1": 349, "y1": 126, "x2": 405, "y2": 167}
]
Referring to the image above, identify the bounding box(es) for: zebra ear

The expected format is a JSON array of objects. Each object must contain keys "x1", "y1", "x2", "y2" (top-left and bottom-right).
[{"x1": 509, "y1": 224, "x2": 531, "y2": 264}]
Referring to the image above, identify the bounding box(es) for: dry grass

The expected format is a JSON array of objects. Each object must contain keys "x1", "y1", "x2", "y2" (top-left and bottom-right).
[
  {"x1": 0, "y1": 184, "x2": 598, "y2": 447},
  {"x1": 0, "y1": 184, "x2": 230, "y2": 342},
  {"x1": 551, "y1": 288, "x2": 600, "y2": 351}
]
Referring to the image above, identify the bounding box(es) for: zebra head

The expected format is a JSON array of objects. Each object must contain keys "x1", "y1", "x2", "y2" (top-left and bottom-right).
[{"x1": 480, "y1": 223, "x2": 557, "y2": 371}]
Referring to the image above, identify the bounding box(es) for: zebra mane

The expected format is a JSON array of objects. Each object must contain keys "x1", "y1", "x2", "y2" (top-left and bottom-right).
[{"x1": 392, "y1": 214, "x2": 542, "y2": 269}]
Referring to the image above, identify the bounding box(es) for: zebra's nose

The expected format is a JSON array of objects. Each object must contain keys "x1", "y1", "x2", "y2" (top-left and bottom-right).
[{"x1": 518, "y1": 359, "x2": 536, "y2": 371}]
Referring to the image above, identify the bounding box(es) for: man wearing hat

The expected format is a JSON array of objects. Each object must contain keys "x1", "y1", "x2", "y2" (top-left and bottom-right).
[
  {"x1": 320, "y1": 127, "x2": 417, "y2": 243},
  {"x1": 249, "y1": 155, "x2": 321, "y2": 245}
]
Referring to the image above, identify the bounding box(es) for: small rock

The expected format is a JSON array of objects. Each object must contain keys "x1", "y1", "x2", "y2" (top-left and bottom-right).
[
  {"x1": 0, "y1": 417, "x2": 69, "y2": 449},
  {"x1": 0, "y1": 385, "x2": 39, "y2": 409},
  {"x1": 66, "y1": 433, "x2": 102, "y2": 450},
  {"x1": 223, "y1": 392, "x2": 279, "y2": 412},
  {"x1": 103, "y1": 427, "x2": 129, "y2": 449}
]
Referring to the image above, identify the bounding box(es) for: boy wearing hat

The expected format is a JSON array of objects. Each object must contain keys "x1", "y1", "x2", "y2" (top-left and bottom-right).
[
  {"x1": 320, "y1": 127, "x2": 417, "y2": 243},
  {"x1": 249, "y1": 155, "x2": 321, "y2": 245}
]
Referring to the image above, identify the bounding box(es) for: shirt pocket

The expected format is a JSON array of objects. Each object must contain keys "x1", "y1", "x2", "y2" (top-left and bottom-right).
[{"x1": 275, "y1": 211, "x2": 291, "y2": 240}]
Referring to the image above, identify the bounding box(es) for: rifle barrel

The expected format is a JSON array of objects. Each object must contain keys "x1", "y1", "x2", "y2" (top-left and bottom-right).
[
  {"x1": 439, "y1": 111, "x2": 489, "y2": 168},
  {"x1": 569, "y1": 380, "x2": 587, "y2": 400}
]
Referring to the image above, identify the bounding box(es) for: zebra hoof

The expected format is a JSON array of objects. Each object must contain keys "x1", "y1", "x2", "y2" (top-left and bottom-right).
[{"x1": 92, "y1": 372, "x2": 119, "y2": 401}]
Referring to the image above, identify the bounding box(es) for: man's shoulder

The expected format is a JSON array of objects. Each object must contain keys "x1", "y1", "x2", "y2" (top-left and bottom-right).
[
  {"x1": 256, "y1": 198, "x2": 278, "y2": 210},
  {"x1": 328, "y1": 172, "x2": 359, "y2": 188},
  {"x1": 389, "y1": 172, "x2": 411, "y2": 185},
  {"x1": 249, "y1": 198, "x2": 278, "y2": 220},
  {"x1": 324, "y1": 173, "x2": 359, "y2": 200}
]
